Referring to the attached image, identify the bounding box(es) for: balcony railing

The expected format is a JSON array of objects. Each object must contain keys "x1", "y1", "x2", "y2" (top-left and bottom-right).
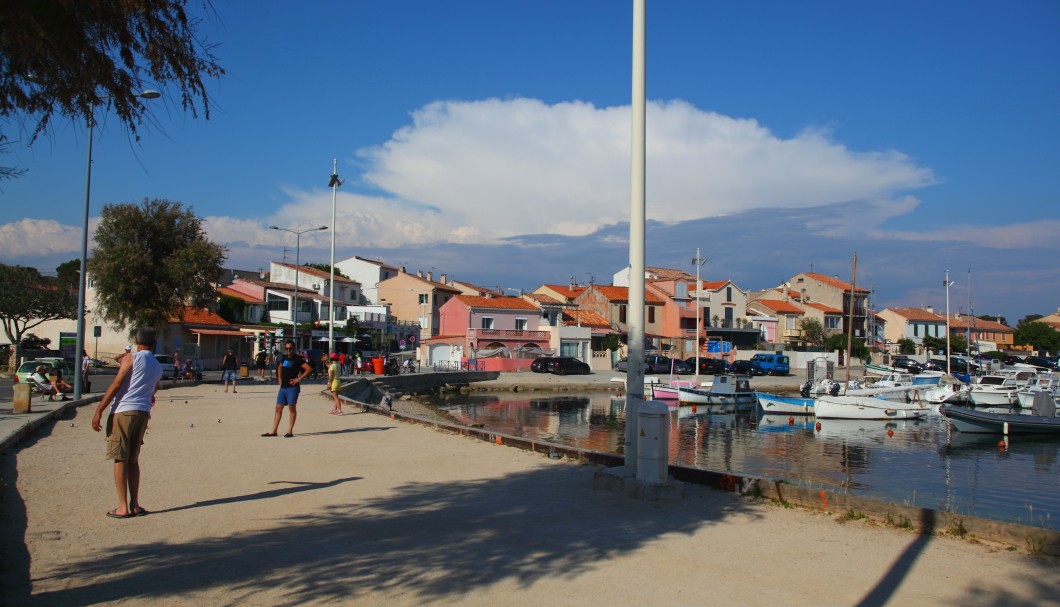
[{"x1": 468, "y1": 328, "x2": 551, "y2": 341}]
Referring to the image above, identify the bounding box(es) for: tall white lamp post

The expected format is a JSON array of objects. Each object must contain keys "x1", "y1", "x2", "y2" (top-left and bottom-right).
[
  {"x1": 327, "y1": 160, "x2": 343, "y2": 356},
  {"x1": 944, "y1": 269, "x2": 954, "y2": 376},
  {"x1": 73, "y1": 89, "x2": 160, "y2": 400},
  {"x1": 692, "y1": 249, "x2": 707, "y2": 382},
  {"x1": 269, "y1": 225, "x2": 327, "y2": 345}
]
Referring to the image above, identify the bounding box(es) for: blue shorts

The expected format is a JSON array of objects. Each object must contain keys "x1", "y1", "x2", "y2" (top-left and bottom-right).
[
  {"x1": 276, "y1": 385, "x2": 300, "y2": 406},
  {"x1": 222, "y1": 370, "x2": 237, "y2": 382}
]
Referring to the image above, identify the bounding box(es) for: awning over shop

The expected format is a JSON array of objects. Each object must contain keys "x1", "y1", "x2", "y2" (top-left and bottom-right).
[{"x1": 188, "y1": 328, "x2": 250, "y2": 337}]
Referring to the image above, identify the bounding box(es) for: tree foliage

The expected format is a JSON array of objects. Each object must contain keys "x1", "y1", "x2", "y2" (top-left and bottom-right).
[
  {"x1": 0, "y1": 263, "x2": 77, "y2": 369},
  {"x1": 0, "y1": 0, "x2": 225, "y2": 143},
  {"x1": 55, "y1": 259, "x2": 81, "y2": 289},
  {"x1": 1013, "y1": 321, "x2": 1060, "y2": 355},
  {"x1": 897, "y1": 338, "x2": 916, "y2": 355},
  {"x1": 799, "y1": 318, "x2": 827, "y2": 348},
  {"x1": 90, "y1": 198, "x2": 226, "y2": 331}
]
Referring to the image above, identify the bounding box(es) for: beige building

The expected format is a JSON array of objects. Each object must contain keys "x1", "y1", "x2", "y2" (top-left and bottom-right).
[{"x1": 377, "y1": 270, "x2": 461, "y2": 342}]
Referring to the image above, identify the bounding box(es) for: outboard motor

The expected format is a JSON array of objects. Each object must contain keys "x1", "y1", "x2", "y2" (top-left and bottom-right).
[
  {"x1": 829, "y1": 382, "x2": 841, "y2": 397},
  {"x1": 800, "y1": 381, "x2": 811, "y2": 398}
]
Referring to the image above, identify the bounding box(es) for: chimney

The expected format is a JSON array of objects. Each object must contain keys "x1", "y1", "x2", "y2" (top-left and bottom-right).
[
  {"x1": 400, "y1": 266, "x2": 406, "y2": 273},
  {"x1": 926, "y1": 306, "x2": 934, "y2": 314},
  {"x1": 427, "y1": 271, "x2": 433, "y2": 282},
  {"x1": 440, "y1": 273, "x2": 447, "y2": 284},
  {"x1": 417, "y1": 270, "x2": 423, "y2": 278}
]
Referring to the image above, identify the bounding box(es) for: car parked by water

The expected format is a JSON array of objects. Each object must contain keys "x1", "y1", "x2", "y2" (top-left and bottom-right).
[
  {"x1": 749, "y1": 353, "x2": 790, "y2": 375},
  {"x1": 613, "y1": 355, "x2": 692, "y2": 375},
  {"x1": 1023, "y1": 356, "x2": 1059, "y2": 371},
  {"x1": 889, "y1": 356, "x2": 923, "y2": 374},
  {"x1": 549, "y1": 357, "x2": 591, "y2": 375},
  {"x1": 730, "y1": 359, "x2": 766, "y2": 376},
  {"x1": 530, "y1": 357, "x2": 556, "y2": 373},
  {"x1": 684, "y1": 357, "x2": 731, "y2": 375}
]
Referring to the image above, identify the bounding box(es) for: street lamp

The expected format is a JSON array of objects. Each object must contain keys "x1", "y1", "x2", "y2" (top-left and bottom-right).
[
  {"x1": 73, "y1": 89, "x2": 160, "y2": 400},
  {"x1": 269, "y1": 224, "x2": 328, "y2": 344},
  {"x1": 327, "y1": 160, "x2": 343, "y2": 356},
  {"x1": 944, "y1": 269, "x2": 954, "y2": 376},
  {"x1": 692, "y1": 248, "x2": 707, "y2": 381}
]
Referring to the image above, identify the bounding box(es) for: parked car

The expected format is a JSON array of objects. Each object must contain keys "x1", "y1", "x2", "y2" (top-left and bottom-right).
[
  {"x1": 550, "y1": 357, "x2": 591, "y2": 375},
  {"x1": 1023, "y1": 356, "x2": 1059, "y2": 371},
  {"x1": 730, "y1": 359, "x2": 766, "y2": 376},
  {"x1": 889, "y1": 356, "x2": 923, "y2": 374},
  {"x1": 12, "y1": 359, "x2": 75, "y2": 385},
  {"x1": 921, "y1": 359, "x2": 943, "y2": 372},
  {"x1": 154, "y1": 354, "x2": 178, "y2": 378},
  {"x1": 614, "y1": 355, "x2": 691, "y2": 374},
  {"x1": 684, "y1": 357, "x2": 731, "y2": 375},
  {"x1": 949, "y1": 356, "x2": 981, "y2": 375},
  {"x1": 750, "y1": 353, "x2": 791, "y2": 375},
  {"x1": 530, "y1": 357, "x2": 556, "y2": 373}
]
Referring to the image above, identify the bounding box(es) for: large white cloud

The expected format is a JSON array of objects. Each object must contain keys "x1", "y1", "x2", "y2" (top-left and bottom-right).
[{"x1": 359, "y1": 98, "x2": 937, "y2": 239}]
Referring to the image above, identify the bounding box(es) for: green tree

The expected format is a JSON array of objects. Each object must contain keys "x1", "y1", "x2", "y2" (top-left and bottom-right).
[
  {"x1": 897, "y1": 338, "x2": 916, "y2": 355},
  {"x1": 90, "y1": 198, "x2": 226, "y2": 331},
  {"x1": 799, "y1": 318, "x2": 827, "y2": 348},
  {"x1": 921, "y1": 336, "x2": 946, "y2": 354},
  {"x1": 949, "y1": 334, "x2": 968, "y2": 354},
  {"x1": 55, "y1": 259, "x2": 81, "y2": 290},
  {"x1": 0, "y1": 0, "x2": 225, "y2": 143},
  {"x1": 20, "y1": 333, "x2": 50, "y2": 350},
  {"x1": 216, "y1": 293, "x2": 245, "y2": 323},
  {"x1": 1019, "y1": 314, "x2": 1043, "y2": 326},
  {"x1": 0, "y1": 263, "x2": 77, "y2": 370},
  {"x1": 1013, "y1": 321, "x2": 1060, "y2": 354}
]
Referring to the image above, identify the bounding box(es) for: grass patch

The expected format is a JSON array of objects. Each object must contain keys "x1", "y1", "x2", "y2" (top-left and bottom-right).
[
  {"x1": 842, "y1": 509, "x2": 868, "y2": 522},
  {"x1": 947, "y1": 519, "x2": 968, "y2": 538}
]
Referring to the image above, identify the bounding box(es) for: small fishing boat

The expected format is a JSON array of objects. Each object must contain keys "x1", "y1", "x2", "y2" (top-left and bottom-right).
[
  {"x1": 678, "y1": 374, "x2": 756, "y2": 407},
  {"x1": 814, "y1": 394, "x2": 929, "y2": 420},
  {"x1": 651, "y1": 379, "x2": 698, "y2": 401},
  {"x1": 940, "y1": 392, "x2": 1060, "y2": 435},
  {"x1": 756, "y1": 392, "x2": 815, "y2": 415},
  {"x1": 1015, "y1": 376, "x2": 1060, "y2": 409}
]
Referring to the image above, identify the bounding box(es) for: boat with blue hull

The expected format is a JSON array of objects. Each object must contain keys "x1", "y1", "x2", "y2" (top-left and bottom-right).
[{"x1": 756, "y1": 392, "x2": 815, "y2": 415}]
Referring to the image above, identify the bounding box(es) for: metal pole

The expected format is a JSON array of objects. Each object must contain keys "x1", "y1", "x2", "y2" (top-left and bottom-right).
[
  {"x1": 693, "y1": 248, "x2": 706, "y2": 383},
  {"x1": 944, "y1": 269, "x2": 952, "y2": 376},
  {"x1": 328, "y1": 159, "x2": 340, "y2": 356},
  {"x1": 625, "y1": 0, "x2": 646, "y2": 467},
  {"x1": 293, "y1": 232, "x2": 300, "y2": 344},
  {"x1": 73, "y1": 120, "x2": 94, "y2": 400}
]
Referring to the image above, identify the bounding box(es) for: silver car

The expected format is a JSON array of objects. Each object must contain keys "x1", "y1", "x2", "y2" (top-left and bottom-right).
[{"x1": 154, "y1": 354, "x2": 177, "y2": 378}]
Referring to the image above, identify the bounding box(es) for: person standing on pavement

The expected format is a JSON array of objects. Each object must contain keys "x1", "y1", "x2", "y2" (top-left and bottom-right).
[
  {"x1": 264, "y1": 339, "x2": 312, "y2": 438},
  {"x1": 328, "y1": 352, "x2": 343, "y2": 415},
  {"x1": 221, "y1": 348, "x2": 239, "y2": 393},
  {"x1": 255, "y1": 348, "x2": 268, "y2": 380},
  {"x1": 91, "y1": 327, "x2": 163, "y2": 519},
  {"x1": 81, "y1": 349, "x2": 92, "y2": 393}
]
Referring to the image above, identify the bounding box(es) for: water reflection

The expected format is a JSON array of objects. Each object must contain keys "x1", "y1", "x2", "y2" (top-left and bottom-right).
[{"x1": 428, "y1": 392, "x2": 1059, "y2": 529}]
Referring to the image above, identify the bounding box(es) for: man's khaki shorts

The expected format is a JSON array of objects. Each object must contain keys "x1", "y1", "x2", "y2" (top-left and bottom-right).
[{"x1": 105, "y1": 411, "x2": 151, "y2": 462}]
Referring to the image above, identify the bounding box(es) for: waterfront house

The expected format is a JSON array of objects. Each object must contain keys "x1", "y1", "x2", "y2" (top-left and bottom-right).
[
  {"x1": 377, "y1": 269, "x2": 461, "y2": 343},
  {"x1": 746, "y1": 298, "x2": 805, "y2": 347},
  {"x1": 431, "y1": 295, "x2": 549, "y2": 371},
  {"x1": 877, "y1": 307, "x2": 947, "y2": 353},
  {"x1": 572, "y1": 285, "x2": 667, "y2": 352},
  {"x1": 946, "y1": 313, "x2": 1016, "y2": 352},
  {"x1": 333, "y1": 255, "x2": 401, "y2": 305}
]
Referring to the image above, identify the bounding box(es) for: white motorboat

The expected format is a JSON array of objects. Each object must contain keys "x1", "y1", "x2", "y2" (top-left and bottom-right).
[
  {"x1": 678, "y1": 374, "x2": 756, "y2": 407},
  {"x1": 923, "y1": 381, "x2": 969, "y2": 406},
  {"x1": 969, "y1": 374, "x2": 1024, "y2": 406},
  {"x1": 814, "y1": 394, "x2": 929, "y2": 420},
  {"x1": 1015, "y1": 376, "x2": 1060, "y2": 409}
]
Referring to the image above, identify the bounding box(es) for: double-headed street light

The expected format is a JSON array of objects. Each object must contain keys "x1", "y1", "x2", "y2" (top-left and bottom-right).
[
  {"x1": 73, "y1": 89, "x2": 160, "y2": 401},
  {"x1": 269, "y1": 225, "x2": 327, "y2": 344}
]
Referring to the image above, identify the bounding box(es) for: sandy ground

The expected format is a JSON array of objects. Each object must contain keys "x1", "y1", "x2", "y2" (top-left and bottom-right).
[{"x1": 1, "y1": 382, "x2": 1058, "y2": 607}]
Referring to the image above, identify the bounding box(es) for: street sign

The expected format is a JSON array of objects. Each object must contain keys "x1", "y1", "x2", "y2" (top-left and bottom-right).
[
  {"x1": 399, "y1": 340, "x2": 406, "y2": 348},
  {"x1": 93, "y1": 326, "x2": 102, "y2": 337},
  {"x1": 409, "y1": 335, "x2": 417, "y2": 343}
]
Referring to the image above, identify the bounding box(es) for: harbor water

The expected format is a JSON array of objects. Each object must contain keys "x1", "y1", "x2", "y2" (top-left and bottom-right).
[{"x1": 426, "y1": 391, "x2": 1060, "y2": 530}]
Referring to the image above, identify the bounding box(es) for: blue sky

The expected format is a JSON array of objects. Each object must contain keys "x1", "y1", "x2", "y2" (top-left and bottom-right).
[{"x1": 2, "y1": 1, "x2": 1058, "y2": 326}]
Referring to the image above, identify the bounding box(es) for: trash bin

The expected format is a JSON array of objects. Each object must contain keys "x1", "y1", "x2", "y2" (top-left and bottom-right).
[
  {"x1": 239, "y1": 363, "x2": 249, "y2": 378},
  {"x1": 372, "y1": 357, "x2": 385, "y2": 374}
]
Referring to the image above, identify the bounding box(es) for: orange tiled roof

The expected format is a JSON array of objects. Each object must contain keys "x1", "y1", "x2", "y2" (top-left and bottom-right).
[
  {"x1": 802, "y1": 272, "x2": 870, "y2": 294},
  {"x1": 172, "y1": 307, "x2": 232, "y2": 326},
  {"x1": 804, "y1": 301, "x2": 842, "y2": 314},
  {"x1": 591, "y1": 285, "x2": 666, "y2": 304},
  {"x1": 947, "y1": 314, "x2": 1013, "y2": 332},
  {"x1": 524, "y1": 292, "x2": 564, "y2": 305},
  {"x1": 561, "y1": 309, "x2": 611, "y2": 328},
  {"x1": 217, "y1": 286, "x2": 264, "y2": 304},
  {"x1": 752, "y1": 299, "x2": 805, "y2": 314},
  {"x1": 646, "y1": 267, "x2": 695, "y2": 281},
  {"x1": 886, "y1": 307, "x2": 946, "y2": 322},
  {"x1": 451, "y1": 280, "x2": 503, "y2": 296},
  {"x1": 542, "y1": 284, "x2": 586, "y2": 300},
  {"x1": 453, "y1": 295, "x2": 540, "y2": 311},
  {"x1": 699, "y1": 279, "x2": 730, "y2": 291}
]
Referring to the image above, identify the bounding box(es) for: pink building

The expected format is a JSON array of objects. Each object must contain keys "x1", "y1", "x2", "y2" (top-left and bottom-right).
[{"x1": 429, "y1": 295, "x2": 549, "y2": 371}]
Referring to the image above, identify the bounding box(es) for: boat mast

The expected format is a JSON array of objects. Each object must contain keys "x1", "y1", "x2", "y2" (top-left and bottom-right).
[
  {"x1": 845, "y1": 253, "x2": 857, "y2": 384},
  {"x1": 693, "y1": 248, "x2": 706, "y2": 383}
]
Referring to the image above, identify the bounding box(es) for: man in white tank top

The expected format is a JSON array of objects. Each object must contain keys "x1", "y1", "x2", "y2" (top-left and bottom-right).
[{"x1": 91, "y1": 327, "x2": 164, "y2": 519}]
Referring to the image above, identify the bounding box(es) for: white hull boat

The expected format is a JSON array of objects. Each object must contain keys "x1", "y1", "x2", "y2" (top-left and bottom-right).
[
  {"x1": 814, "y1": 394, "x2": 929, "y2": 420},
  {"x1": 756, "y1": 392, "x2": 815, "y2": 415},
  {"x1": 1015, "y1": 376, "x2": 1060, "y2": 409},
  {"x1": 678, "y1": 375, "x2": 756, "y2": 407}
]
